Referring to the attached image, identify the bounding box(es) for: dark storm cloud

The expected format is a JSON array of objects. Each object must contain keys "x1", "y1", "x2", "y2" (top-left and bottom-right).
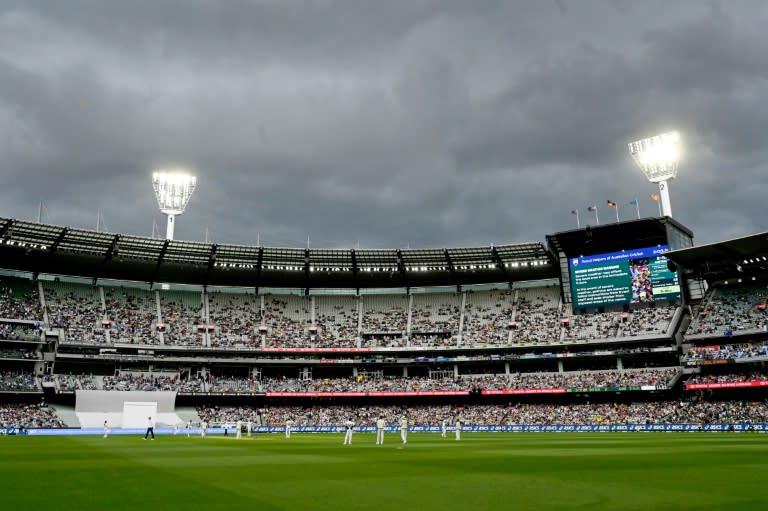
[{"x1": 1, "y1": 0, "x2": 767, "y2": 251}]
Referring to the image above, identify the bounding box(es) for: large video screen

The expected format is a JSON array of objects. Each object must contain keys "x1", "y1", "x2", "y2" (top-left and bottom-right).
[{"x1": 568, "y1": 245, "x2": 680, "y2": 309}]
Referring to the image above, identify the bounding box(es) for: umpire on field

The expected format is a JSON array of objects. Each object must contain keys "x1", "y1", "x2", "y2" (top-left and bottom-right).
[{"x1": 144, "y1": 416, "x2": 155, "y2": 440}]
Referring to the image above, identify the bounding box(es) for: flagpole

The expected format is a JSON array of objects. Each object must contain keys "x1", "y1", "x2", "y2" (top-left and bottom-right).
[
  {"x1": 615, "y1": 207, "x2": 619, "y2": 223},
  {"x1": 594, "y1": 208, "x2": 600, "y2": 225},
  {"x1": 575, "y1": 209, "x2": 580, "y2": 228},
  {"x1": 635, "y1": 200, "x2": 640, "y2": 219},
  {"x1": 657, "y1": 200, "x2": 662, "y2": 216}
]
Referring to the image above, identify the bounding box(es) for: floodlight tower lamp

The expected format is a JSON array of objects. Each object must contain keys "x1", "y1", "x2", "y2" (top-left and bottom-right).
[
  {"x1": 152, "y1": 171, "x2": 197, "y2": 240},
  {"x1": 628, "y1": 131, "x2": 681, "y2": 217}
]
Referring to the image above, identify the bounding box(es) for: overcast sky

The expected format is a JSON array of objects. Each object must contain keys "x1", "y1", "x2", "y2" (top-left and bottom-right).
[{"x1": 1, "y1": 0, "x2": 766, "y2": 250}]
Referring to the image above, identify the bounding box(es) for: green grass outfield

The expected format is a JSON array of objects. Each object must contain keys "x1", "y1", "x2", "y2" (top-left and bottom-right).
[{"x1": 2, "y1": 432, "x2": 767, "y2": 511}]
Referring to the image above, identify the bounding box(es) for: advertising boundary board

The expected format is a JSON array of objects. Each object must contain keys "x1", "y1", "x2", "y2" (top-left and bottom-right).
[{"x1": 10, "y1": 423, "x2": 768, "y2": 436}]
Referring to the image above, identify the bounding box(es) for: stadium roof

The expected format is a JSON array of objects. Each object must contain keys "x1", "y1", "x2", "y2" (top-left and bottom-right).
[
  {"x1": 666, "y1": 230, "x2": 768, "y2": 280},
  {"x1": 545, "y1": 217, "x2": 693, "y2": 257},
  {"x1": 0, "y1": 217, "x2": 558, "y2": 289}
]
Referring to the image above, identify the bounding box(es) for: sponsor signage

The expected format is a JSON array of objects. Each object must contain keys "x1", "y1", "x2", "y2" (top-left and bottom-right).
[{"x1": 685, "y1": 380, "x2": 768, "y2": 390}]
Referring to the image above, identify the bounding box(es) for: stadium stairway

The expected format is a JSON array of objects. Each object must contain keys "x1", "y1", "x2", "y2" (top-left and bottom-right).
[{"x1": 50, "y1": 405, "x2": 80, "y2": 427}]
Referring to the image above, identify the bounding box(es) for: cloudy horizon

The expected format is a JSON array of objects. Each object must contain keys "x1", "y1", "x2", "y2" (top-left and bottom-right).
[{"x1": 2, "y1": 0, "x2": 767, "y2": 250}]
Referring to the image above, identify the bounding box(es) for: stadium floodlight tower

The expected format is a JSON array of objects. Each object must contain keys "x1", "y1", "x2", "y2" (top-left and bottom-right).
[
  {"x1": 152, "y1": 170, "x2": 197, "y2": 240},
  {"x1": 628, "y1": 131, "x2": 681, "y2": 217}
]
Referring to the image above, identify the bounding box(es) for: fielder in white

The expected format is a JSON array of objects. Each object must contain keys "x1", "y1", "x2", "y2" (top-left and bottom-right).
[
  {"x1": 247, "y1": 420, "x2": 253, "y2": 437},
  {"x1": 103, "y1": 420, "x2": 109, "y2": 438},
  {"x1": 236, "y1": 420, "x2": 242, "y2": 439},
  {"x1": 285, "y1": 419, "x2": 294, "y2": 439},
  {"x1": 441, "y1": 419, "x2": 447, "y2": 438},
  {"x1": 455, "y1": 418, "x2": 462, "y2": 441},
  {"x1": 376, "y1": 417, "x2": 386, "y2": 445},
  {"x1": 343, "y1": 419, "x2": 354, "y2": 445},
  {"x1": 400, "y1": 417, "x2": 408, "y2": 444},
  {"x1": 201, "y1": 420, "x2": 208, "y2": 438}
]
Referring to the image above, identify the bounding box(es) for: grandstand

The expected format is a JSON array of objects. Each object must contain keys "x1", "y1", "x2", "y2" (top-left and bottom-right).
[{"x1": 1, "y1": 215, "x2": 768, "y2": 432}]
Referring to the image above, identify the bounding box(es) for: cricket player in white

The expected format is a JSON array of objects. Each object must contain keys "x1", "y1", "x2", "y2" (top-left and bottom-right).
[
  {"x1": 247, "y1": 420, "x2": 252, "y2": 437},
  {"x1": 201, "y1": 420, "x2": 207, "y2": 438},
  {"x1": 455, "y1": 418, "x2": 461, "y2": 441},
  {"x1": 441, "y1": 419, "x2": 447, "y2": 438},
  {"x1": 103, "y1": 420, "x2": 109, "y2": 438},
  {"x1": 285, "y1": 419, "x2": 294, "y2": 439},
  {"x1": 236, "y1": 420, "x2": 242, "y2": 439},
  {"x1": 343, "y1": 419, "x2": 354, "y2": 445},
  {"x1": 376, "y1": 417, "x2": 386, "y2": 445},
  {"x1": 187, "y1": 419, "x2": 192, "y2": 437},
  {"x1": 400, "y1": 417, "x2": 408, "y2": 444}
]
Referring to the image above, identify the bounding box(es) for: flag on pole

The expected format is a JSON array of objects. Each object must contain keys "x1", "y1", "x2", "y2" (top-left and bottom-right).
[
  {"x1": 587, "y1": 205, "x2": 599, "y2": 225},
  {"x1": 651, "y1": 192, "x2": 662, "y2": 216},
  {"x1": 607, "y1": 200, "x2": 619, "y2": 222},
  {"x1": 629, "y1": 198, "x2": 640, "y2": 219},
  {"x1": 629, "y1": 199, "x2": 638, "y2": 205},
  {"x1": 571, "y1": 209, "x2": 580, "y2": 228}
]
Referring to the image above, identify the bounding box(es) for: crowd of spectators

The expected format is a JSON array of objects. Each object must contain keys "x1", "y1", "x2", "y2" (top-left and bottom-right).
[
  {"x1": 0, "y1": 282, "x2": 42, "y2": 321},
  {"x1": 471, "y1": 368, "x2": 677, "y2": 390},
  {"x1": 360, "y1": 295, "x2": 407, "y2": 335},
  {"x1": 684, "y1": 341, "x2": 768, "y2": 363},
  {"x1": 313, "y1": 296, "x2": 359, "y2": 348},
  {"x1": 688, "y1": 286, "x2": 768, "y2": 337},
  {"x1": 207, "y1": 376, "x2": 261, "y2": 394},
  {"x1": 105, "y1": 288, "x2": 159, "y2": 344},
  {"x1": 563, "y1": 311, "x2": 619, "y2": 341},
  {"x1": 462, "y1": 290, "x2": 514, "y2": 345},
  {"x1": 512, "y1": 288, "x2": 563, "y2": 345},
  {"x1": 361, "y1": 334, "x2": 406, "y2": 348},
  {"x1": 621, "y1": 305, "x2": 676, "y2": 337},
  {"x1": 208, "y1": 292, "x2": 260, "y2": 348},
  {"x1": 686, "y1": 372, "x2": 768, "y2": 384},
  {"x1": 58, "y1": 369, "x2": 674, "y2": 395},
  {"x1": 410, "y1": 334, "x2": 458, "y2": 348},
  {"x1": 410, "y1": 294, "x2": 461, "y2": 335},
  {"x1": 0, "y1": 322, "x2": 42, "y2": 342},
  {"x1": 5, "y1": 282, "x2": 684, "y2": 348},
  {"x1": 262, "y1": 375, "x2": 465, "y2": 393},
  {"x1": 55, "y1": 374, "x2": 99, "y2": 392},
  {"x1": 0, "y1": 348, "x2": 39, "y2": 360},
  {"x1": 44, "y1": 284, "x2": 104, "y2": 344},
  {"x1": 4, "y1": 398, "x2": 767, "y2": 430},
  {"x1": 0, "y1": 371, "x2": 39, "y2": 392},
  {"x1": 263, "y1": 296, "x2": 313, "y2": 349},
  {"x1": 41, "y1": 369, "x2": 678, "y2": 394},
  {"x1": 0, "y1": 403, "x2": 65, "y2": 428},
  {"x1": 100, "y1": 372, "x2": 204, "y2": 393},
  {"x1": 159, "y1": 291, "x2": 204, "y2": 346},
  {"x1": 196, "y1": 399, "x2": 768, "y2": 426}
]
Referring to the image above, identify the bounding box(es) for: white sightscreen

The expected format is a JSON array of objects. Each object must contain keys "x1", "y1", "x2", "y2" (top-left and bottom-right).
[{"x1": 122, "y1": 402, "x2": 158, "y2": 428}]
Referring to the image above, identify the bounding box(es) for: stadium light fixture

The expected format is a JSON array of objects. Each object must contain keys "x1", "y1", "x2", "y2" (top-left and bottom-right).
[
  {"x1": 628, "y1": 131, "x2": 681, "y2": 217},
  {"x1": 152, "y1": 170, "x2": 197, "y2": 240}
]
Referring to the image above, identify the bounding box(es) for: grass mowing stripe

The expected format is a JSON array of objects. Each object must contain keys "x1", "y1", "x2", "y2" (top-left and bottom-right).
[{"x1": 2, "y1": 433, "x2": 767, "y2": 511}]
